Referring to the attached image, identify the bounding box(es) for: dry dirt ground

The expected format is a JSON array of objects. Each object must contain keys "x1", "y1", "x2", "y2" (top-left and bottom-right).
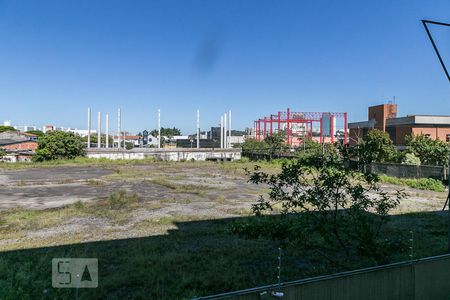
[{"x1": 0, "y1": 162, "x2": 447, "y2": 251}]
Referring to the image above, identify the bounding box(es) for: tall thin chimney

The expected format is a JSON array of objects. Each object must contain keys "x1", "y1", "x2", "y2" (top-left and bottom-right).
[
  {"x1": 228, "y1": 110, "x2": 232, "y2": 148},
  {"x1": 105, "y1": 114, "x2": 109, "y2": 148},
  {"x1": 87, "y1": 108, "x2": 91, "y2": 148},
  {"x1": 158, "y1": 109, "x2": 161, "y2": 149},
  {"x1": 220, "y1": 116, "x2": 224, "y2": 148},
  {"x1": 197, "y1": 109, "x2": 200, "y2": 149},
  {"x1": 117, "y1": 108, "x2": 121, "y2": 149},
  {"x1": 224, "y1": 113, "x2": 227, "y2": 149},
  {"x1": 97, "y1": 112, "x2": 101, "y2": 148}
]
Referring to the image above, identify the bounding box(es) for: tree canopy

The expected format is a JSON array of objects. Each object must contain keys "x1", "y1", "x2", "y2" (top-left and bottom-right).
[
  {"x1": 405, "y1": 134, "x2": 450, "y2": 166},
  {"x1": 357, "y1": 129, "x2": 397, "y2": 165},
  {"x1": 0, "y1": 126, "x2": 17, "y2": 133},
  {"x1": 34, "y1": 131, "x2": 85, "y2": 161},
  {"x1": 150, "y1": 127, "x2": 181, "y2": 138}
]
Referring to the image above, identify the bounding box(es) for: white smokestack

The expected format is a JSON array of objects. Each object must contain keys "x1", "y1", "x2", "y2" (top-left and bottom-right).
[
  {"x1": 117, "y1": 108, "x2": 121, "y2": 149},
  {"x1": 197, "y1": 109, "x2": 200, "y2": 149},
  {"x1": 158, "y1": 109, "x2": 161, "y2": 149},
  {"x1": 220, "y1": 115, "x2": 224, "y2": 148},
  {"x1": 224, "y1": 112, "x2": 227, "y2": 149},
  {"x1": 228, "y1": 110, "x2": 232, "y2": 148},
  {"x1": 97, "y1": 112, "x2": 101, "y2": 148},
  {"x1": 105, "y1": 113, "x2": 109, "y2": 148},
  {"x1": 87, "y1": 108, "x2": 91, "y2": 149}
]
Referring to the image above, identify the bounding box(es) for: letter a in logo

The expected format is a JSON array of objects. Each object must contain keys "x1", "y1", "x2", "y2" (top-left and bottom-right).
[{"x1": 81, "y1": 265, "x2": 92, "y2": 282}]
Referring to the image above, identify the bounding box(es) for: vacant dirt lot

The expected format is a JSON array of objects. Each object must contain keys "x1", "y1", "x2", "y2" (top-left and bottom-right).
[{"x1": 0, "y1": 161, "x2": 447, "y2": 251}]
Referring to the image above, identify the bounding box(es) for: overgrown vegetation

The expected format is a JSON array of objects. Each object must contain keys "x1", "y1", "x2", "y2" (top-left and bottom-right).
[
  {"x1": 33, "y1": 131, "x2": 85, "y2": 161},
  {"x1": 356, "y1": 129, "x2": 397, "y2": 165},
  {"x1": 379, "y1": 175, "x2": 445, "y2": 192},
  {"x1": 405, "y1": 134, "x2": 450, "y2": 166},
  {"x1": 238, "y1": 161, "x2": 405, "y2": 264}
]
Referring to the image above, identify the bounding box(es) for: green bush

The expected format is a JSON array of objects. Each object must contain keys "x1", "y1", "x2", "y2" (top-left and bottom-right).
[
  {"x1": 108, "y1": 190, "x2": 139, "y2": 209},
  {"x1": 33, "y1": 131, "x2": 85, "y2": 161},
  {"x1": 379, "y1": 175, "x2": 445, "y2": 192},
  {"x1": 406, "y1": 134, "x2": 450, "y2": 166}
]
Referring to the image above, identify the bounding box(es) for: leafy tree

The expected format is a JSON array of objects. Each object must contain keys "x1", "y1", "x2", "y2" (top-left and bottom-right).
[
  {"x1": 295, "y1": 139, "x2": 343, "y2": 168},
  {"x1": 406, "y1": 134, "x2": 450, "y2": 166},
  {"x1": 263, "y1": 132, "x2": 288, "y2": 158},
  {"x1": 125, "y1": 142, "x2": 134, "y2": 150},
  {"x1": 245, "y1": 161, "x2": 405, "y2": 262},
  {"x1": 33, "y1": 131, "x2": 85, "y2": 161},
  {"x1": 25, "y1": 130, "x2": 44, "y2": 137},
  {"x1": 150, "y1": 127, "x2": 181, "y2": 138},
  {"x1": 0, "y1": 126, "x2": 16, "y2": 133},
  {"x1": 241, "y1": 138, "x2": 269, "y2": 152},
  {"x1": 358, "y1": 129, "x2": 397, "y2": 165}
]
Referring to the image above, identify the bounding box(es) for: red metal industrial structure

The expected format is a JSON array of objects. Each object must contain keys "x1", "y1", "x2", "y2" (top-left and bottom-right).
[{"x1": 253, "y1": 108, "x2": 348, "y2": 146}]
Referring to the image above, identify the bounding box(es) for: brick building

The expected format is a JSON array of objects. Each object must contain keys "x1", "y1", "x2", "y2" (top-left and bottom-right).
[
  {"x1": 0, "y1": 131, "x2": 38, "y2": 151},
  {"x1": 349, "y1": 104, "x2": 450, "y2": 146}
]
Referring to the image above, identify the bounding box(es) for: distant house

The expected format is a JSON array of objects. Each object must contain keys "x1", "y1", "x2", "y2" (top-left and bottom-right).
[
  {"x1": 0, "y1": 131, "x2": 37, "y2": 162},
  {"x1": 0, "y1": 131, "x2": 38, "y2": 151}
]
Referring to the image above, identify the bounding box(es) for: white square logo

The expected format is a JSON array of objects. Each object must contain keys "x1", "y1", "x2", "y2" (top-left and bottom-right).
[{"x1": 52, "y1": 258, "x2": 98, "y2": 288}]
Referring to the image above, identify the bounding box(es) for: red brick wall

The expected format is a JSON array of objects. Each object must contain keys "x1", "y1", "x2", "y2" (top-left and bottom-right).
[
  {"x1": 368, "y1": 104, "x2": 397, "y2": 131},
  {"x1": 411, "y1": 127, "x2": 450, "y2": 142},
  {"x1": 394, "y1": 125, "x2": 413, "y2": 145}
]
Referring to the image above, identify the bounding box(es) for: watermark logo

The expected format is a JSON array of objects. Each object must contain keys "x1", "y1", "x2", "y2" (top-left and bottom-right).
[{"x1": 52, "y1": 258, "x2": 98, "y2": 288}]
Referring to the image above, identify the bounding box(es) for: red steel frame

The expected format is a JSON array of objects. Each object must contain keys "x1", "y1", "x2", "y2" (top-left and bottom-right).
[{"x1": 254, "y1": 108, "x2": 348, "y2": 145}]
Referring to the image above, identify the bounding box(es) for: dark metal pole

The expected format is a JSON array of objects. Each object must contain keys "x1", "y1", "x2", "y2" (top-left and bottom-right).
[
  {"x1": 421, "y1": 20, "x2": 450, "y2": 83},
  {"x1": 421, "y1": 19, "x2": 450, "y2": 252},
  {"x1": 447, "y1": 121, "x2": 450, "y2": 253}
]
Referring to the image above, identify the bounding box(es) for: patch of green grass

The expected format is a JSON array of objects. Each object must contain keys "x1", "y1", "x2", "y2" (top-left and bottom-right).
[
  {"x1": 0, "y1": 211, "x2": 448, "y2": 300},
  {"x1": 379, "y1": 175, "x2": 446, "y2": 192},
  {"x1": 108, "y1": 190, "x2": 140, "y2": 210},
  {"x1": 0, "y1": 157, "x2": 157, "y2": 170}
]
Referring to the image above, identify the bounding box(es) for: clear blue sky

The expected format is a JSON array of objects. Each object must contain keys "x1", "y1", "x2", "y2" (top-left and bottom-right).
[{"x1": 0, "y1": 0, "x2": 449, "y2": 134}]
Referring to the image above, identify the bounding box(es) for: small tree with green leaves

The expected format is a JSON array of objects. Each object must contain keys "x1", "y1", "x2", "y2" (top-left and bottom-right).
[
  {"x1": 244, "y1": 161, "x2": 405, "y2": 262},
  {"x1": 33, "y1": 131, "x2": 85, "y2": 161},
  {"x1": 264, "y1": 132, "x2": 288, "y2": 159},
  {"x1": 358, "y1": 129, "x2": 397, "y2": 165}
]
